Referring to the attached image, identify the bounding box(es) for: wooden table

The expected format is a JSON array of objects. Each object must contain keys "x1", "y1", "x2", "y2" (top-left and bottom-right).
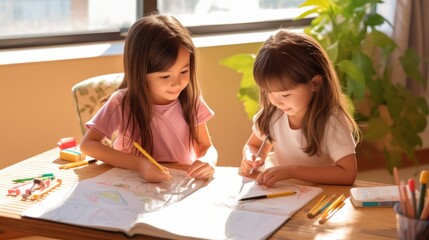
[{"x1": 0, "y1": 148, "x2": 397, "y2": 240}]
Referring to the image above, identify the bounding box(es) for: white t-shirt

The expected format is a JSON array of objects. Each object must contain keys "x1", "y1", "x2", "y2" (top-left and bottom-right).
[{"x1": 252, "y1": 109, "x2": 356, "y2": 167}]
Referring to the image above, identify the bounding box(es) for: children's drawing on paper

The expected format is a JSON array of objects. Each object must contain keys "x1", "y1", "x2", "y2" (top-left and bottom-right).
[
  {"x1": 93, "y1": 168, "x2": 206, "y2": 203},
  {"x1": 33, "y1": 167, "x2": 209, "y2": 229},
  {"x1": 217, "y1": 180, "x2": 322, "y2": 216},
  {"x1": 87, "y1": 190, "x2": 128, "y2": 205},
  {"x1": 56, "y1": 199, "x2": 87, "y2": 221}
]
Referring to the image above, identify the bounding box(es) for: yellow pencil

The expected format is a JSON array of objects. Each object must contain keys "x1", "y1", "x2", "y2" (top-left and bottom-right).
[
  {"x1": 308, "y1": 194, "x2": 336, "y2": 218},
  {"x1": 319, "y1": 194, "x2": 345, "y2": 223},
  {"x1": 319, "y1": 200, "x2": 346, "y2": 224},
  {"x1": 59, "y1": 159, "x2": 97, "y2": 169},
  {"x1": 238, "y1": 191, "x2": 296, "y2": 201},
  {"x1": 133, "y1": 142, "x2": 167, "y2": 173},
  {"x1": 307, "y1": 195, "x2": 327, "y2": 217}
]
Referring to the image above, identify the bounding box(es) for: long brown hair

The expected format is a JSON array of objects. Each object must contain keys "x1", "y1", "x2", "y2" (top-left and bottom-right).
[
  {"x1": 117, "y1": 14, "x2": 200, "y2": 154},
  {"x1": 253, "y1": 29, "x2": 361, "y2": 156}
]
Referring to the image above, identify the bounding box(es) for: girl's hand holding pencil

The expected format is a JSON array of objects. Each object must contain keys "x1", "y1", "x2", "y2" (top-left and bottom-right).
[
  {"x1": 241, "y1": 146, "x2": 268, "y2": 177},
  {"x1": 248, "y1": 137, "x2": 269, "y2": 175},
  {"x1": 138, "y1": 159, "x2": 171, "y2": 182},
  {"x1": 241, "y1": 153, "x2": 265, "y2": 177},
  {"x1": 134, "y1": 142, "x2": 172, "y2": 182}
]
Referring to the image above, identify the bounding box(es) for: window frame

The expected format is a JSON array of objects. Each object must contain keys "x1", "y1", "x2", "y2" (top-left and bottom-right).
[{"x1": 0, "y1": 0, "x2": 311, "y2": 49}]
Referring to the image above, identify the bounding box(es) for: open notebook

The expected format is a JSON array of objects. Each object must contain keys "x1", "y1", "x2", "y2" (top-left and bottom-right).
[{"x1": 23, "y1": 167, "x2": 322, "y2": 240}]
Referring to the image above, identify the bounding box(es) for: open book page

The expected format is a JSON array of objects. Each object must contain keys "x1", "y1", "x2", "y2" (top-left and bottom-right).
[
  {"x1": 22, "y1": 167, "x2": 209, "y2": 233},
  {"x1": 191, "y1": 166, "x2": 323, "y2": 217},
  {"x1": 132, "y1": 167, "x2": 323, "y2": 239},
  {"x1": 23, "y1": 167, "x2": 322, "y2": 240},
  {"x1": 234, "y1": 180, "x2": 323, "y2": 216},
  {"x1": 88, "y1": 167, "x2": 206, "y2": 205}
]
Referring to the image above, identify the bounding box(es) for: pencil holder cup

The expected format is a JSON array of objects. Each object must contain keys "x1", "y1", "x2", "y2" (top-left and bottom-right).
[{"x1": 394, "y1": 203, "x2": 429, "y2": 240}]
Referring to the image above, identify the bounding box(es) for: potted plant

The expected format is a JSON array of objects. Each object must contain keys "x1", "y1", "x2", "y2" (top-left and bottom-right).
[{"x1": 220, "y1": 0, "x2": 428, "y2": 173}]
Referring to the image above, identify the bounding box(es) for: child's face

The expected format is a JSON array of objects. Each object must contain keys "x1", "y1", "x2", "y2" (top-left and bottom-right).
[
  {"x1": 268, "y1": 83, "x2": 314, "y2": 119},
  {"x1": 146, "y1": 46, "x2": 191, "y2": 105}
]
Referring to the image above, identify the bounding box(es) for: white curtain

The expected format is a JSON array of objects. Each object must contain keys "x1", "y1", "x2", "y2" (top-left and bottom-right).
[
  {"x1": 391, "y1": 0, "x2": 429, "y2": 147},
  {"x1": 388, "y1": 0, "x2": 429, "y2": 148},
  {"x1": 391, "y1": 0, "x2": 429, "y2": 91}
]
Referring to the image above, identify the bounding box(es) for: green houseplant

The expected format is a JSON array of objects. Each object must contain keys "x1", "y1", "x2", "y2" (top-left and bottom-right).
[{"x1": 220, "y1": 0, "x2": 428, "y2": 172}]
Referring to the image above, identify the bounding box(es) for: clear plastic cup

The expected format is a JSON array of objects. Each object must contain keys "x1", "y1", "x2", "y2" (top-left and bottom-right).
[{"x1": 394, "y1": 203, "x2": 429, "y2": 240}]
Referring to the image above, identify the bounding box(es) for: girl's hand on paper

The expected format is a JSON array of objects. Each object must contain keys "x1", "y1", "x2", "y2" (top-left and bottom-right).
[
  {"x1": 187, "y1": 159, "x2": 214, "y2": 179},
  {"x1": 240, "y1": 154, "x2": 265, "y2": 177},
  {"x1": 138, "y1": 159, "x2": 172, "y2": 183},
  {"x1": 256, "y1": 166, "x2": 289, "y2": 188}
]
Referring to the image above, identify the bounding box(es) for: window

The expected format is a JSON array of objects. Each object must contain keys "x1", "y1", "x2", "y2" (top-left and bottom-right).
[
  {"x1": 0, "y1": 0, "x2": 309, "y2": 49},
  {"x1": 0, "y1": 0, "x2": 138, "y2": 49},
  {"x1": 158, "y1": 0, "x2": 310, "y2": 35}
]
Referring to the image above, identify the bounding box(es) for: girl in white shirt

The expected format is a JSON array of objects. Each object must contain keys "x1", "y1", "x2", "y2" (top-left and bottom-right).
[{"x1": 241, "y1": 29, "x2": 361, "y2": 187}]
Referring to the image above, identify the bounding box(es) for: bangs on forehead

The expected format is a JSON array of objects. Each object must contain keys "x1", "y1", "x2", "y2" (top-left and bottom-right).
[
  {"x1": 257, "y1": 75, "x2": 298, "y2": 92},
  {"x1": 148, "y1": 39, "x2": 180, "y2": 73},
  {"x1": 254, "y1": 47, "x2": 300, "y2": 92}
]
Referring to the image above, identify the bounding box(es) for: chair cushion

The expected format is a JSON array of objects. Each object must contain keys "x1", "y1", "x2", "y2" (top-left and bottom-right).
[{"x1": 72, "y1": 73, "x2": 124, "y2": 135}]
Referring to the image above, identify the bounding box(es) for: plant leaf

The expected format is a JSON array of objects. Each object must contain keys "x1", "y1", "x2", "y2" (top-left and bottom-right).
[
  {"x1": 365, "y1": 13, "x2": 385, "y2": 27},
  {"x1": 241, "y1": 95, "x2": 259, "y2": 120},
  {"x1": 399, "y1": 48, "x2": 425, "y2": 86},
  {"x1": 299, "y1": 0, "x2": 330, "y2": 10},
  {"x1": 219, "y1": 54, "x2": 255, "y2": 73},
  {"x1": 295, "y1": 7, "x2": 319, "y2": 20},
  {"x1": 383, "y1": 84, "x2": 402, "y2": 118},
  {"x1": 364, "y1": 116, "x2": 390, "y2": 140},
  {"x1": 336, "y1": 60, "x2": 366, "y2": 100},
  {"x1": 221, "y1": 53, "x2": 258, "y2": 119},
  {"x1": 370, "y1": 30, "x2": 397, "y2": 61},
  {"x1": 417, "y1": 97, "x2": 429, "y2": 115}
]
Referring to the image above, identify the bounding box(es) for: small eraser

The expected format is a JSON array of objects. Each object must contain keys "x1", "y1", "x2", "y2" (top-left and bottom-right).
[
  {"x1": 57, "y1": 137, "x2": 77, "y2": 150},
  {"x1": 60, "y1": 147, "x2": 86, "y2": 162}
]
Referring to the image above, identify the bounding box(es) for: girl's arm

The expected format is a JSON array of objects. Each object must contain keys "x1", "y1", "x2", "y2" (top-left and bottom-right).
[
  {"x1": 256, "y1": 154, "x2": 357, "y2": 187},
  {"x1": 188, "y1": 123, "x2": 218, "y2": 179},
  {"x1": 80, "y1": 128, "x2": 171, "y2": 182},
  {"x1": 241, "y1": 133, "x2": 273, "y2": 176}
]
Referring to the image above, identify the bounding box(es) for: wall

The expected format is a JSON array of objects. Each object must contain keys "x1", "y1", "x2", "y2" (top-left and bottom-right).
[{"x1": 0, "y1": 42, "x2": 262, "y2": 169}]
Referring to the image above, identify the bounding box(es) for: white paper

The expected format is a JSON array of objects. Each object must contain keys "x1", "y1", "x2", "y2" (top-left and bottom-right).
[{"x1": 23, "y1": 167, "x2": 322, "y2": 240}]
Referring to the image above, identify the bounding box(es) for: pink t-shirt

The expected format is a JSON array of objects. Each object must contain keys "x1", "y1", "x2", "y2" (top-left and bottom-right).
[{"x1": 86, "y1": 89, "x2": 214, "y2": 165}]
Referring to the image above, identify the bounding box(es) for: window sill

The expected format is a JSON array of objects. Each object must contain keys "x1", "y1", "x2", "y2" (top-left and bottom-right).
[
  {"x1": 0, "y1": 29, "x2": 289, "y2": 66},
  {"x1": 0, "y1": 41, "x2": 125, "y2": 65}
]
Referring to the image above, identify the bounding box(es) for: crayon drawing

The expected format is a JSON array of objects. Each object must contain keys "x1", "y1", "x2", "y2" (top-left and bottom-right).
[
  {"x1": 26, "y1": 167, "x2": 209, "y2": 229},
  {"x1": 92, "y1": 167, "x2": 206, "y2": 202},
  {"x1": 23, "y1": 167, "x2": 322, "y2": 239}
]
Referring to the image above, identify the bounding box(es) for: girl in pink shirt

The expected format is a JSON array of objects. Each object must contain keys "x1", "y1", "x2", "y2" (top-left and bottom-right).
[{"x1": 81, "y1": 14, "x2": 218, "y2": 183}]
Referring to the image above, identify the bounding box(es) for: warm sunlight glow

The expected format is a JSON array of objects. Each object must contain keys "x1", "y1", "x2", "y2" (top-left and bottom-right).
[{"x1": 314, "y1": 200, "x2": 353, "y2": 239}]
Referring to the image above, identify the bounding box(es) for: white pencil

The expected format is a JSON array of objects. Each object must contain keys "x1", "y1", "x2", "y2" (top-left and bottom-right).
[{"x1": 249, "y1": 136, "x2": 268, "y2": 175}]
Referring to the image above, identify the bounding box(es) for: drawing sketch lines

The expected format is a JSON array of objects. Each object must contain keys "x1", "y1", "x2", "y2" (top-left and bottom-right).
[
  {"x1": 86, "y1": 190, "x2": 128, "y2": 205},
  {"x1": 94, "y1": 168, "x2": 203, "y2": 201},
  {"x1": 33, "y1": 167, "x2": 210, "y2": 228}
]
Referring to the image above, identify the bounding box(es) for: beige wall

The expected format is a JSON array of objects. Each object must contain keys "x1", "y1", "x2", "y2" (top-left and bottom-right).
[{"x1": 0, "y1": 42, "x2": 262, "y2": 169}]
